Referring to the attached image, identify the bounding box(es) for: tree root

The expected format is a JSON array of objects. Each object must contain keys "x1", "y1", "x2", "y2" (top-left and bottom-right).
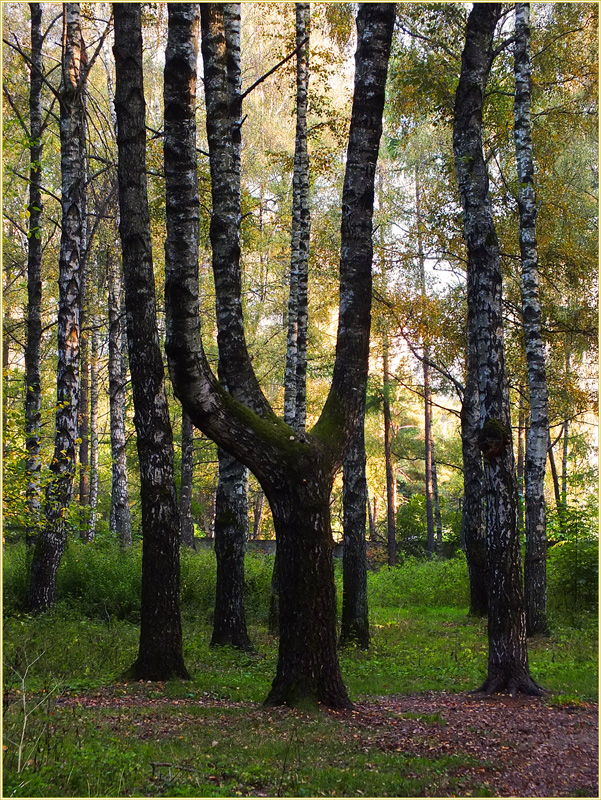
[{"x1": 471, "y1": 673, "x2": 546, "y2": 697}]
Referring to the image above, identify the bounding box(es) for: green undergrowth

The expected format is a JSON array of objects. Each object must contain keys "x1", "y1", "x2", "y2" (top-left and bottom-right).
[{"x1": 3, "y1": 542, "x2": 597, "y2": 796}]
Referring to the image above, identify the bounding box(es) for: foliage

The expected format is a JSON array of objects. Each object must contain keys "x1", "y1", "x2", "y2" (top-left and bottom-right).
[{"x1": 368, "y1": 555, "x2": 469, "y2": 610}]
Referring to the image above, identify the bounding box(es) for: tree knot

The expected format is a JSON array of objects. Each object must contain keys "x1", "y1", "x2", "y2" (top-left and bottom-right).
[{"x1": 478, "y1": 417, "x2": 510, "y2": 460}]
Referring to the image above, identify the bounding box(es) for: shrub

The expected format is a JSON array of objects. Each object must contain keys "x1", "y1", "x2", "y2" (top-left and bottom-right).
[
  {"x1": 368, "y1": 555, "x2": 469, "y2": 609},
  {"x1": 547, "y1": 538, "x2": 598, "y2": 612}
]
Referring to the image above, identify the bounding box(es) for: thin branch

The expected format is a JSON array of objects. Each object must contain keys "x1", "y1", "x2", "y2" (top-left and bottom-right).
[{"x1": 240, "y1": 37, "x2": 308, "y2": 102}]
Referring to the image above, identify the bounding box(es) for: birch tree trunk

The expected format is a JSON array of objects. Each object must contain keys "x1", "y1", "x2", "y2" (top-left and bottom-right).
[
  {"x1": 113, "y1": 2, "x2": 188, "y2": 680},
  {"x1": 460, "y1": 355, "x2": 488, "y2": 617},
  {"x1": 87, "y1": 293, "x2": 100, "y2": 542},
  {"x1": 29, "y1": 3, "x2": 84, "y2": 612},
  {"x1": 164, "y1": 3, "x2": 394, "y2": 707},
  {"x1": 340, "y1": 417, "x2": 370, "y2": 648},
  {"x1": 107, "y1": 249, "x2": 132, "y2": 547},
  {"x1": 204, "y1": 3, "x2": 253, "y2": 650},
  {"x1": 24, "y1": 1, "x2": 44, "y2": 543},
  {"x1": 284, "y1": 2, "x2": 310, "y2": 431},
  {"x1": 383, "y1": 338, "x2": 397, "y2": 566},
  {"x1": 180, "y1": 409, "x2": 195, "y2": 548},
  {"x1": 514, "y1": 2, "x2": 550, "y2": 637},
  {"x1": 453, "y1": 2, "x2": 542, "y2": 694}
]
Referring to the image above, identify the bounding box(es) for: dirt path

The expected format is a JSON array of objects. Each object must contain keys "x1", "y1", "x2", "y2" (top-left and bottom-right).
[
  {"x1": 54, "y1": 686, "x2": 598, "y2": 797},
  {"x1": 335, "y1": 692, "x2": 599, "y2": 797}
]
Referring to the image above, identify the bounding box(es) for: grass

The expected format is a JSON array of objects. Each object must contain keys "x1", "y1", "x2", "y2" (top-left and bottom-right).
[{"x1": 2, "y1": 542, "x2": 598, "y2": 796}]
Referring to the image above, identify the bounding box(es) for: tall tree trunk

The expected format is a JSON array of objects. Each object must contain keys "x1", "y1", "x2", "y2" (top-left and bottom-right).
[
  {"x1": 251, "y1": 491, "x2": 264, "y2": 539},
  {"x1": 514, "y1": 2, "x2": 550, "y2": 637},
  {"x1": 78, "y1": 47, "x2": 89, "y2": 529},
  {"x1": 180, "y1": 409, "x2": 195, "y2": 548},
  {"x1": 114, "y1": 2, "x2": 188, "y2": 680},
  {"x1": 273, "y1": 2, "x2": 312, "y2": 633},
  {"x1": 86, "y1": 294, "x2": 100, "y2": 542},
  {"x1": 206, "y1": 3, "x2": 254, "y2": 650},
  {"x1": 561, "y1": 413, "x2": 569, "y2": 507},
  {"x1": 453, "y1": 2, "x2": 542, "y2": 694},
  {"x1": 165, "y1": 2, "x2": 394, "y2": 707},
  {"x1": 460, "y1": 357, "x2": 488, "y2": 617},
  {"x1": 340, "y1": 417, "x2": 370, "y2": 648},
  {"x1": 416, "y1": 162, "x2": 435, "y2": 558},
  {"x1": 383, "y1": 338, "x2": 397, "y2": 566},
  {"x1": 211, "y1": 445, "x2": 252, "y2": 650},
  {"x1": 24, "y1": 2, "x2": 44, "y2": 543},
  {"x1": 284, "y1": 2, "x2": 310, "y2": 432},
  {"x1": 107, "y1": 248, "x2": 132, "y2": 547},
  {"x1": 29, "y1": 3, "x2": 84, "y2": 612},
  {"x1": 368, "y1": 492, "x2": 378, "y2": 542},
  {"x1": 431, "y1": 444, "x2": 443, "y2": 556},
  {"x1": 517, "y1": 387, "x2": 526, "y2": 533}
]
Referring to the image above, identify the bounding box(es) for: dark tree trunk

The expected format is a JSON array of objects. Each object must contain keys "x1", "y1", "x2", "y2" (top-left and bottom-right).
[
  {"x1": 24, "y1": 2, "x2": 44, "y2": 543},
  {"x1": 211, "y1": 446, "x2": 252, "y2": 650},
  {"x1": 202, "y1": 4, "x2": 254, "y2": 650},
  {"x1": 180, "y1": 409, "x2": 195, "y2": 548},
  {"x1": 340, "y1": 418, "x2": 370, "y2": 649},
  {"x1": 453, "y1": 2, "x2": 542, "y2": 695},
  {"x1": 514, "y1": 2, "x2": 550, "y2": 637},
  {"x1": 29, "y1": 3, "x2": 84, "y2": 612},
  {"x1": 165, "y1": 2, "x2": 394, "y2": 708},
  {"x1": 113, "y1": 2, "x2": 188, "y2": 680},
  {"x1": 383, "y1": 339, "x2": 397, "y2": 566},
  {"x1": 461, "y1": 360, "x2": 488, "y2": 617},
  {"x1": 108, "y1": 248, "x2": 132, "y2": 547}
]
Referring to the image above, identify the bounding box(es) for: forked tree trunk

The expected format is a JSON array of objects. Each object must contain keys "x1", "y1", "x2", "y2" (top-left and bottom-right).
[
  {"x1": 24, "y1": 2, "x2": 44, "y2": 543},
  {"x1": 29, "y1": 3, "x2": 84, "y2": 612},
  {"x1": 453, "y1": 2, "x2": 542, "y2": 695},
  {"x1": 107, "y1": 249, "x2": 132, "y2": 547},
  {"x1": 165, "y1": 2, "x2": 394, "y2": 708},
  {"x1": 514, "y1": 2, "x2": 550, "y2": 638},
  {"x1": 113, "y1": 2, "x2": 188, "y2": 680}
]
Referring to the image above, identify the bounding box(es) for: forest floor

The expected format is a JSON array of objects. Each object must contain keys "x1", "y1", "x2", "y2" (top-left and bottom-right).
[{"x1": 45, "y1": 684, "x2": 598, "y2": 797}]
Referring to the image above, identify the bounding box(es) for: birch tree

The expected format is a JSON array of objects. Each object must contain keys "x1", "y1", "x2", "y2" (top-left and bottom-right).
[
  {"x1": 164, "y1": 2, "x2": 395, "y2": 708},
  {"x1": 24, "y1": 2, "x2": 44, "y2": 542},
  {"x1": 113, "y1": 2, "x2": 188, "y2": 680},
  {"x1": 514, "y1": 1, "x2": 550, "y2": 637},
  {"x1": 29, "y1": 3, "x2": 85, "y2": 612},
  {"x1": 107, "y1": 248, "x2": 131, "y2": 547},
  {"x1": 453, "y1": 2, "x2": 543, "y2": 695}
]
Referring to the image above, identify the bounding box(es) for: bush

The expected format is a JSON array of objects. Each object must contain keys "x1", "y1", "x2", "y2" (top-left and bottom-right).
[
  {"x1": 547, "y1": 538, "x2": 598, "y2": 612},
  {"x1": 368, "y1": 555, "x2": 469, "y2": 610},
  {"x1": 3, "y1": 540, "x2": 274, "y2": 625}
]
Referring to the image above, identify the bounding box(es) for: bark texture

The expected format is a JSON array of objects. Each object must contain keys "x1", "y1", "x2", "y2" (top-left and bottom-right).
[
  {"x1": 29, "y1": 3, "x2": 84, "y2": 612},
  {"x1": 383, "y1": 339, "x2": 397, "y2": 567},
  {"x1": 199, "y1": 4, "x2": 254, "y2": 650},
  {"x1": 180, "y1": 409, "x2": 195, "y2": 548},
  {"x1": 284, "y1": 2, "x2": 310, "y2": 431},
  {"x1": 514, "y1": 2, "x2": 550, "y2": 637},
  {"x1": 460, "y1": 357, "x2": 488, "y2": 617},
  {"x1": 165, "y1": 3, "x2": 394, "y2": 708},
  {"x1": 113, "y1": 2, "x2": 188, "y2": 680},
  {"x1": 340, "y1": 418, "x2": 370, "y2": 649},
  {"x1": 453, "y1": 2, "x2": 542, "y2": 695},
  {"x1": 24, "y1": 1, "x2": 44, "y2": 542},
  {"x1": 107, "y1": 250, "x2": 132, "y2": 547}
]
